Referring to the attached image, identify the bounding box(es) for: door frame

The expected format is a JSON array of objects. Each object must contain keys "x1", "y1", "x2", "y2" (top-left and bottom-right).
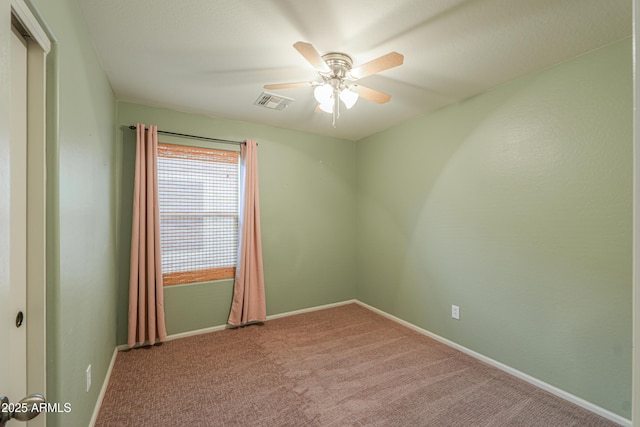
[{"x1": 10, "y1": 0, "x2": 49, "y2": 425}]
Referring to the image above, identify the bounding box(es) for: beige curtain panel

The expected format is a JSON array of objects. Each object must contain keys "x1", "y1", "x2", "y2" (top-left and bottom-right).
[
  {"x1": 128, "y1": 123, "x2": 167, "y2": 348},
  {"x1": 228, "y1": 139, "x2": 266, "y2": 326}
]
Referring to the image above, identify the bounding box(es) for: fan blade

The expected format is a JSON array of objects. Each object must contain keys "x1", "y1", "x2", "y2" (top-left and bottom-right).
[
  {"x1": 349, "y1": 52, "x2": 404, "y2": 79},
  {"x1": 264, "y1": 81, "x2": 314, "y2": 90},
  {"x1": 354, "y1": 85, "x2": 391, "y2": 104},
  {"x1": 293, "y1": 41, "x2": 330, "y2": 72}
]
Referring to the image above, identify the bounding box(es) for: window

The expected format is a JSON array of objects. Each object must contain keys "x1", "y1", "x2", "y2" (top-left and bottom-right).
[{"x1": 157, "y1": 142, "x2": 240, "y2": 286}]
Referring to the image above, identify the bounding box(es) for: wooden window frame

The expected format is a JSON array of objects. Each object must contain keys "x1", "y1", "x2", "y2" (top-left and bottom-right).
[{"x1": 157, "y1": 142, "x2": 240, "y2": 286}]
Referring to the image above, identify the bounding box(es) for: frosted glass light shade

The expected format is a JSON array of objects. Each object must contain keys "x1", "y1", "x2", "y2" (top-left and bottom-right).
[
  {"x1": 339, "y1": 88, "x2": 358, "y2": 109},
  {"x1": 314, "y1": 84, "x2": 333, "y2": 104},
  {"x1": 319, "y1": 102, "x2": 333, "y2": 113}
]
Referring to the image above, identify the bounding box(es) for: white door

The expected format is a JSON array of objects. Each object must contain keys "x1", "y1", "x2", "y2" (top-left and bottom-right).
[
  {"x1": 0, "y1": 24, "x2": 29, "y2": 424},
  {"x1": 0, "y1": 24, "x2": 45, "y2": 427},
  {"x1": 9, "y1": 24, "x2": 28, "y2": 403},
  {"x1": 0, "y1": 18, "x2": 13, "y2": 418},
  {"x1": 1, "y1": 1, "x2": 49, "y2": 424}
]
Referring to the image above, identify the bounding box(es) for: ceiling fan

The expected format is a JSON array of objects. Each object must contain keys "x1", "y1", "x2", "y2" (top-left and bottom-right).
[{"x1": 264, "y1": 42, "x2": 404, "y2": 126}]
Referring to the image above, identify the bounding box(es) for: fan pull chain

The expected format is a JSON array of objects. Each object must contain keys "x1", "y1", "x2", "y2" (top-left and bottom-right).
[{"x1": 332, "y1": 87, "x2": 340, "y2": 127}]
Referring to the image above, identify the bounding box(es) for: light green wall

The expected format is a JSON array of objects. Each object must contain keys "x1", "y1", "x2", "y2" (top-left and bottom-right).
[
  {"x1": 116, "y1": 102, "x2": 357, "y2": 343},
  {"x1": 356, "y1": 39, "x2": 632, "y2": 418},
  {"x1": 29, "y1": 0, "x2": 117, "y2": 426}
]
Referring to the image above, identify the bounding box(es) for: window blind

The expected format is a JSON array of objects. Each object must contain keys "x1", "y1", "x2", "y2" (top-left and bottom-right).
[{"x1": 157, "y1": 142, "x2": 240, "y2": 286}]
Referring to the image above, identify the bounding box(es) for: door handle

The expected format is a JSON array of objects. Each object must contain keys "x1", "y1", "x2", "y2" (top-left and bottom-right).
[{"x1": 0, "y1": 394, "x2": 46, "y2": 427}]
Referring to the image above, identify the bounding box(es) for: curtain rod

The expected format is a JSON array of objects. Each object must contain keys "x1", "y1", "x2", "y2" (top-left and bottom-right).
[{"x1": 128, "y1": 125, "x2": 246, "y2": 146}]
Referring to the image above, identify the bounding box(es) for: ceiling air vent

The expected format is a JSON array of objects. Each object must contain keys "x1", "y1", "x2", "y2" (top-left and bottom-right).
[{"x1": 254, "y1": 92, "x2": 293, "y2": 111}]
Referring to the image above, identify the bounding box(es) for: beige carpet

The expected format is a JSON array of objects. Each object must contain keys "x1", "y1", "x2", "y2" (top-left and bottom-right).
[{"x1": 96, "y1": 303, "x2": 619, "y2": 426}]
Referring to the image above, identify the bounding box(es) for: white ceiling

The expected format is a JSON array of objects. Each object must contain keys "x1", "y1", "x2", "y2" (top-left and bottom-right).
[{"x1": 76, "y1": 0, "x2": 632, "y2": 141}]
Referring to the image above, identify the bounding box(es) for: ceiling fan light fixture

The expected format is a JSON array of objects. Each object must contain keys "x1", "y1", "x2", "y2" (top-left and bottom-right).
[
  {"x1": 314, "y1": 83, "x2": 333, "y2": 104},
  {"x1": 265, "y1": 41, "x2": 403, "y2": 126},
  {"x1": 319, "y1": 101, "x2": 334, "y2": 113},
  {"x1": 340, "y1": 87, "x2": 358, "y2": 109}
]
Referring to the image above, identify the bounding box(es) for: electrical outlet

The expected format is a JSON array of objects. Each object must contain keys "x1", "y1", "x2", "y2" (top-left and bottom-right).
[
  {"x1": 86, "y1": 365, "x2": 92, "y2": 392},
  {"x1": 451, "y1": 305, "x2": 460, "y2": 320}
]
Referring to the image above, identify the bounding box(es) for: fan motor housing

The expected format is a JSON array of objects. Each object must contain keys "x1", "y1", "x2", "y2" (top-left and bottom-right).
[{"x1": 321, "y1": 52, "x2": 353, "y2": 78}]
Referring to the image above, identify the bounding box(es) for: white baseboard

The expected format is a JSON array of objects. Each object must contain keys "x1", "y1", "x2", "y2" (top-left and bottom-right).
[
  {"x1": 88, "y1": 347, "x2": 118, "y2": 427},
  {"x1": 115, "y1": 300, "x2": 358, "y2": 352},
  {"x1": 105, "y1": 299, "x2": 630, "y2": 426},
  {"x1": 265, "y1": 299, "x2": 357, "y2": 321},
  {"x1": 354, "y1": 300, "x2": 631, "y2": 427},
  {"x1": 116, "y1": 325, "x2": 231, "y2": 351}
]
